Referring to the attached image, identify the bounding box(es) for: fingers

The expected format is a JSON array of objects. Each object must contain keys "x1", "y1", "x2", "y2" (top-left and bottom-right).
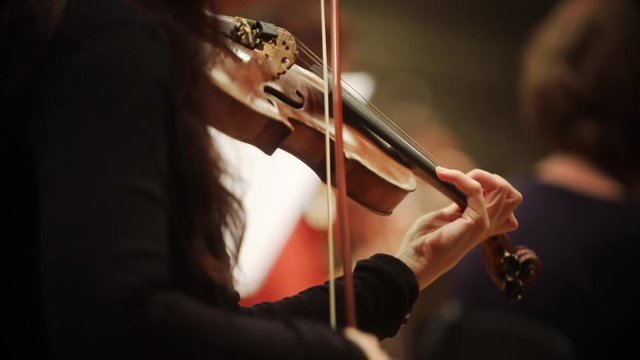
[
  {"x1": 397, "y1": 167, "x2": 522, "y2": 291},
  {"x1": 409, "y1": 204, "x2": 460, "y2": 235},
  {"x1": 435, "y1": 166, "x2": 522, "y2": 238},
  {"x1": 467, "y1": 169, "x2": 522, "y2": 209},
  {"x1": 436, "y1": 167, "x2": 489, "y2": 233},
  {"x1": 492, "y1": 213, "x2": 519, "y2": 234},
  {"x1": 437, "y1": 167, "x2": 483, "y2": 198},
  {"x1": 466, "y1": 169, "x2": 522, "y2": 235},
  {"x1": 344, "y1": 327, "x2": 390, "y2": 360}
]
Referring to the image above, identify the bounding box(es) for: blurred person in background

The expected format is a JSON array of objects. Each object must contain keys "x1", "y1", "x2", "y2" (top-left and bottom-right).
[{"x1": 419, "y1": 1, "x2": 640, "y2": 359}]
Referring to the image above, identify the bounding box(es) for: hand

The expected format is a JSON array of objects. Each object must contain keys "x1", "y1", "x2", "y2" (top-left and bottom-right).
[
  {"x1": 344, "y1": 327, "x2": 390, "y2": 360},
  {"x1": 395, "y1": 167, "x2": 521, "y2": 289}
]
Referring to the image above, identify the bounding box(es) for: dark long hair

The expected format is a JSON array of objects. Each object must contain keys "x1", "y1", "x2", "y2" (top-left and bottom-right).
[
  {"x1": 142, "y1": 0, "x2": 245, "y2": 292},
  {"x1": 1, "y1": 0, "x2": 244, "y2": 292}
]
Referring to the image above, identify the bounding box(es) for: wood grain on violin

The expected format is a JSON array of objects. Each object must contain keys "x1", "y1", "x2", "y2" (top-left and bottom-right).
[
  {"x1": 204, "y1": 15, "x2": 540, "y2": 300},
  {"x1": 207, "y1": 16, "x2": 416, "y2": 214}
]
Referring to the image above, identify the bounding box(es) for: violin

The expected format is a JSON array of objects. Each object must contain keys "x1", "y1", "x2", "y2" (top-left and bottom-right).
[{"x1": 204, "y1": 15, "x2": 540, "y2": 301}]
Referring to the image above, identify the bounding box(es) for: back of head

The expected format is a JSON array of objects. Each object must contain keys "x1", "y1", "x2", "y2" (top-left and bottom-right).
[{"x1": 520, "y1": 0, "x2": 640, "y2": 194}]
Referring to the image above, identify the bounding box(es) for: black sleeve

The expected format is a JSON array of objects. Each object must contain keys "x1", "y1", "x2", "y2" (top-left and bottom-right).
[
  {"x1": 35, "y1": 22, "x2": 366, "y2": 360},
  {"x1": 242, "y1": 254, "x2": 419, "y2": 340}
]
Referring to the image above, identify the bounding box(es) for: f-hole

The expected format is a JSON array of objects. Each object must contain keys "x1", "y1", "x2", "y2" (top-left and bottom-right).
[{"x1": 264, "y1": 85, "x2": 305, "y2": 109}]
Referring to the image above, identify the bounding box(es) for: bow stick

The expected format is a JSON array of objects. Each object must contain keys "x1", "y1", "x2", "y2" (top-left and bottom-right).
[{"x1": 321, "y1": 0, "x2": 357, "y2": 328}]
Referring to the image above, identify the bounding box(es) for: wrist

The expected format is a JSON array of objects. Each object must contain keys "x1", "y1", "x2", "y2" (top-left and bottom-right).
[{"x1": 395, "y1": 251, "x2": 430, "y2": 290}]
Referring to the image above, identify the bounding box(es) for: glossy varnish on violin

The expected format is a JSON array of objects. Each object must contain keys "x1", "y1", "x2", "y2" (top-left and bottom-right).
[
  {"x1": 205, "y1": 15, "x2": 540, "y2": 300},
  {"x1": 206, "y1": 34, "x2": 417, "y2": 215}
]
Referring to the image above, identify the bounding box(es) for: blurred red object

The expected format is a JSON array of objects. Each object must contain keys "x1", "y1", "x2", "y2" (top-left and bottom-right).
[{"x1": 240, "y1": 216, "x2": 329, "y2": 306}]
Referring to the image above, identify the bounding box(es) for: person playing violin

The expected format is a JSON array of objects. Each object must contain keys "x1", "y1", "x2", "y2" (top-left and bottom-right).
[{"x1": 1, "y1": 0, "x2": 521, "y2": 359}]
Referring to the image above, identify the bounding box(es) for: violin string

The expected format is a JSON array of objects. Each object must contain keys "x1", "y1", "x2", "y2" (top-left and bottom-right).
[
  {"x1": 295, "y1": 37, "x2": 442, "y2": 168},
  {"x1": 342, "y1": 82, "x2": 441, "y2": 166},
  {"x1": 295, "y1": 36, "x2": 326, "y2": 69},
  {"x1": 319, "y1": 0, "x2": 337, "y2": 331}
]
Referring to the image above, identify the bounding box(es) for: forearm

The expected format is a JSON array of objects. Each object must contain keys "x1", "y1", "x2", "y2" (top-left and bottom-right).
[{"x1": 242, "y1": 254, "x2": 419, "y2": 339}]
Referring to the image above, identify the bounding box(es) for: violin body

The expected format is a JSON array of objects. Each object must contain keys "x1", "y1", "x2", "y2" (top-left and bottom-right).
[
  {"x1": 206, "y1": 21, "x2": 416, "y2": 215},
  {"x1": 205, "y1": 15, "x2": 540, "y2": 300}
]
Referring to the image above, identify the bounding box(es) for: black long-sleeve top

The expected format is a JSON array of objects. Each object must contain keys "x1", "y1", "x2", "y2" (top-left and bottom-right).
[{"x1": 1, "y1": 0, "x2": 419, "y2": 359}]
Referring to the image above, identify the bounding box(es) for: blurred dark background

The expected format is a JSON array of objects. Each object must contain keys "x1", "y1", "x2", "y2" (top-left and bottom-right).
[{"x1": 342, "y1": 0, "x2": 557, "y2": 175}]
